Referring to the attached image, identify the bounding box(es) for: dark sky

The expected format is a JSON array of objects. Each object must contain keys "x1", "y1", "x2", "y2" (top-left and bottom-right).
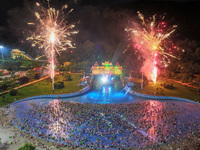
[
  {"x1": 1, "y1": 0, "x2": 200, "y2": 48},
  {"x1": 0, "y1": 0, "x2": 24, "y2": 25},
  {"x1": 0, "y1": 0, "x2": 199, "y2": 25}
]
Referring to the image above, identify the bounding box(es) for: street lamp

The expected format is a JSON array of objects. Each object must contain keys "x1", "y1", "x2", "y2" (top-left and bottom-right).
[{"x1": 0, "y1": 45, "x2": 4, "y2": 62}]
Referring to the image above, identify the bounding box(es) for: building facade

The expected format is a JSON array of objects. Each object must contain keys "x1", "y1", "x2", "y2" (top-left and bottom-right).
[{"x1": 91, "y1": 61, "x2": 123, "y2": 75}]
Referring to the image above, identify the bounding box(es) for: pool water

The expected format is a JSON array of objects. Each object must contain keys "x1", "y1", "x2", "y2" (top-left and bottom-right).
[{"x1": 9, "y1": 85, "x2": 200, "y2": 149}]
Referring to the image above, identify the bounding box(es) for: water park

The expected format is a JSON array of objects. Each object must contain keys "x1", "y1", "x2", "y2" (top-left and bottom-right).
[
  {"x1": 0, "y1": 61, "x2": 199, "y2": 150},
  {"x1": 0, "y1": 0, "x2": 200, "y2": 150}
]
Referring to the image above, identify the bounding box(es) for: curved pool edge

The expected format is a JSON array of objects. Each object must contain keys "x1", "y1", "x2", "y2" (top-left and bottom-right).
[
  {"x1": 124, "y1": 86, "x2": 200, "y2": 105},
  {"x1": 10, "y1": 86, "x2": 91, "y2": 105},
  {"x1": 9, "y1": 85, "x2": 200, "y2": 106}
]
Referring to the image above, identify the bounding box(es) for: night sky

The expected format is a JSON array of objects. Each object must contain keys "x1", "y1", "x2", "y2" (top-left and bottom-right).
[
  {"x1": 0, "y1": 0, "x2": 24, "y2": 25},
  {"x1": 0, "y1": 0, "x2": 200, "y2": 48},
  {"x1": 0, "y1": 0, "x2": 199, "y2": 25}
]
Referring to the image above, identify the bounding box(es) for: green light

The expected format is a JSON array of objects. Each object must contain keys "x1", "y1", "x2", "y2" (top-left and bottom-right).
[{"x1": 105, "y1": 64, "x2": 109, "y2": 67}]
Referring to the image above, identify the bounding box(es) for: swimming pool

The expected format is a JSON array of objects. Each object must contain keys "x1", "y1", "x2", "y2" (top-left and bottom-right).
[{"x1": 9, "y1": 86, "x2": 200, "y2": 149}]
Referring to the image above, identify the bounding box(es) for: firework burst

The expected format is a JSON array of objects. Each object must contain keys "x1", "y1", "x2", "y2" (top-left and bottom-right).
[
  {"x1": 126, "y1": 11, "x2": 177, "y2": 83},
  {"x1": 27, "y1": 0, "x2": 78, "y2": 92},
  {"x1": 27, "y1": 1, "x2": 77, "y2": 53}
]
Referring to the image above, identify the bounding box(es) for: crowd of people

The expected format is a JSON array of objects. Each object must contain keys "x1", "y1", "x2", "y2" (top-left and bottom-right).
[{"x1": 7, "y1": 100, "x2": 200, "y2": 149}]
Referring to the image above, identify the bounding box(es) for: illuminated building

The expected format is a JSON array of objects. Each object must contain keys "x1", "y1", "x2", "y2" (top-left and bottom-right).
[{"x1": 91, "y1": 61, "x2": 123, "y2": 75}]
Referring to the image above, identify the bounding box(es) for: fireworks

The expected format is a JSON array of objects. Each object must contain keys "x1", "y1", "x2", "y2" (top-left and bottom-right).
[
  {"x1": 27, "y1": 0, "x2": 78, "y2": 92},
  {"x1": 27, "y1": 1, "x2": 77, "y2": 53},
  {"x1": 126, "y1": 11, "x2": 177, "y2": 83}
]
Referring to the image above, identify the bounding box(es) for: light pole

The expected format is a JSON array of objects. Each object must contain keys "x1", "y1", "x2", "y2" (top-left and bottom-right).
[{"x1": 0, "y1": 46, "x2": 4, "y2": 62}]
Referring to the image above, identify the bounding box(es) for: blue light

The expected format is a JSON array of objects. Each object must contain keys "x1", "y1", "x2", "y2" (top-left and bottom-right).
[
  {"x1": 109, "y1": 86, "x2": 111, "y2": 92},
  {"x1": 102, "y1": 86, "x2": 106, "y2": 93}
]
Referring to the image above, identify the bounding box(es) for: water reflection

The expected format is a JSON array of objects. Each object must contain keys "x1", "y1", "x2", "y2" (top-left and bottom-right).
[
  {"x1": 122, "y1": 100, "x2": 200, "y2": 145},
  {"x1": 80, "y1": 86, "x2": 135, "y2": 104},
  {"x1": 146, "y1": 101, "x2": 167, "y2": 141},
  {"x1": 10, "y1": 99, "x2": 200, "y2": 149}
]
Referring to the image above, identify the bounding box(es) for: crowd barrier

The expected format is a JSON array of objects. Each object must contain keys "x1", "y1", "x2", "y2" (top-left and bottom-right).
[
  {"x1": 124, "y1": 86, "x2": 200, "y2": 105},
  {"x1": 11, "y1": 86, "x2": 91, "y2": 105}
]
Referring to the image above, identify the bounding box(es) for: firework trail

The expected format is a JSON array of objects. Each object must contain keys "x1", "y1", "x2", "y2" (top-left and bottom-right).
[
  {"x1": 126, "y1": 11, "x2": 177, "y2": 83},
  {"x1": 27, "y1": 0, "x2": 78, "y2": 92}
]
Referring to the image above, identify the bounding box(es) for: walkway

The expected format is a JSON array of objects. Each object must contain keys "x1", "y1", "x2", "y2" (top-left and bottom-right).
[{"x1": 166, "y1": 78, "x2": 199, "y2": 89}]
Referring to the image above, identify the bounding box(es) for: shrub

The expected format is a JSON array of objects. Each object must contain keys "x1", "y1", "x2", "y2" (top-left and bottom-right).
[
  {"x1": 34, "y1": 73, "x2": 41, "y2": 79},
  {"x1": 18, "y1": 143, "x2": 36, "y2": 150},
  {"x1": 9, "y1": 89, "x2": 18, "y2": 96},
  {"x1": 0, "y1": 84, "x2": 8, "y2": 91},
  {"x1": 19, "y1": 76, "x2": 29, "y2": 85},
  {"x1": 163, "y1": 83, "x2": 174, "y2": 89},
  {"x1": 65, "y1": 74, "x2": 72, "y2": 81},
  {"x1": 55, "y1": 81, "x2": 64, "y2": 89}
]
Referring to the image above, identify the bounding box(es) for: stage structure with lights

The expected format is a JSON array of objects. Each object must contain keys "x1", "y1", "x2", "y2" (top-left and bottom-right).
[
  {"x1": 91, "y1": 61, "x2": 123, "y2": 85},
  {"x1": 26, "y1": 1, "x2": 78, "y2": 93},
  {"x1": 125, "y1": 11, "x2": 178, "y2": 83}
]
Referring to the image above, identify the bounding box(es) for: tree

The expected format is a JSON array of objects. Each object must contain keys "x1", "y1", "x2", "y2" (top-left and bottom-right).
[
  {"x1": 55, "y1": 81, "x2": 64, "y2": 89},
  {"x1": 1, "y1": 61, "x2": 22, "y2": 71},
  {"x1": 168, "y1": 39, "x2": 200, "y2": 74},
  {"x1": 18, "y1": 143, "x2": 35, "y2": 150}
]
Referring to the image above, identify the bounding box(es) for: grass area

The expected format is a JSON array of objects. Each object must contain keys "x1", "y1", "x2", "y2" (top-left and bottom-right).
[
  {"x1": 132, "y1": 77, "x2": 200, "y2": 102},
  {"x1": 1, "y1": 73, "x2": 199, "y2": 106},
  {"x1": 0, "y1": 73, "x2": 83, "y2": 106}
]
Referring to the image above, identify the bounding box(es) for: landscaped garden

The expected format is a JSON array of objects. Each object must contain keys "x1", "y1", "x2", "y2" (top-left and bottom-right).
[
  {"x1": 0, "y1": 73, "x2": 83, "y2": 106},
  {"x1": 131, "y1": 77, "x2": 200, "y2": 103}
]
